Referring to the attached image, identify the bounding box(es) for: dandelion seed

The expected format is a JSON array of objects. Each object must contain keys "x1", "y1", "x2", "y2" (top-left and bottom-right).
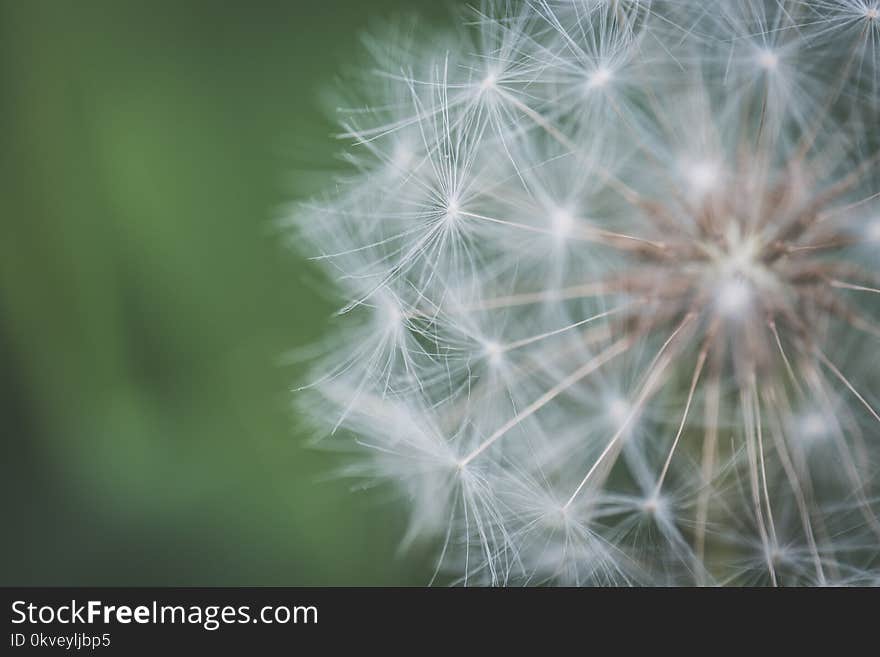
[
  {"x1": 483, "y1": 340, "x2": 504, "y2": 366},
  {"x1": 683, "y1": 160, "x2": 721, "y2": 194},
  {"x1": 480, "y1": 71, "x2": 498, "y2": 92},
  {"x1": 606, "y1": 396, "x2": 631, "y2": 428},
  {"x1": 550, "y1": 207, "x2": 574, "y2": 240},
  {"x1": 586, "y1": 65, "x2": 613, "y2": 90},
  {"x1": 798, "y1": 412, "x2": 828, "y2": 443},
  {"x1": 756, "y1": 49, "x2": 779, "y2": 71}
]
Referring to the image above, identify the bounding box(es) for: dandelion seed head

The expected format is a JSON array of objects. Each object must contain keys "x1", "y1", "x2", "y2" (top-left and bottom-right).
[
  {"x1": 295, "y1": 0, "x2": 880, "y2": 586},
  {"x1": 716, "y1": 276, "x2": 754, "y2": 317}
]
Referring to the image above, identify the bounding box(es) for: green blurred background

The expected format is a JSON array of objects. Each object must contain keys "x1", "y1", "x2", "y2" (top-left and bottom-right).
[{"x1": 0, "y1": 1, "x2": 456, "y2": 585}]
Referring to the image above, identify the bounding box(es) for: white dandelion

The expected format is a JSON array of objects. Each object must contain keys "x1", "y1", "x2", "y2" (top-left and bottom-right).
[{"x1": 292, "y1": 0, "x2": 880, "y2": 586}]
